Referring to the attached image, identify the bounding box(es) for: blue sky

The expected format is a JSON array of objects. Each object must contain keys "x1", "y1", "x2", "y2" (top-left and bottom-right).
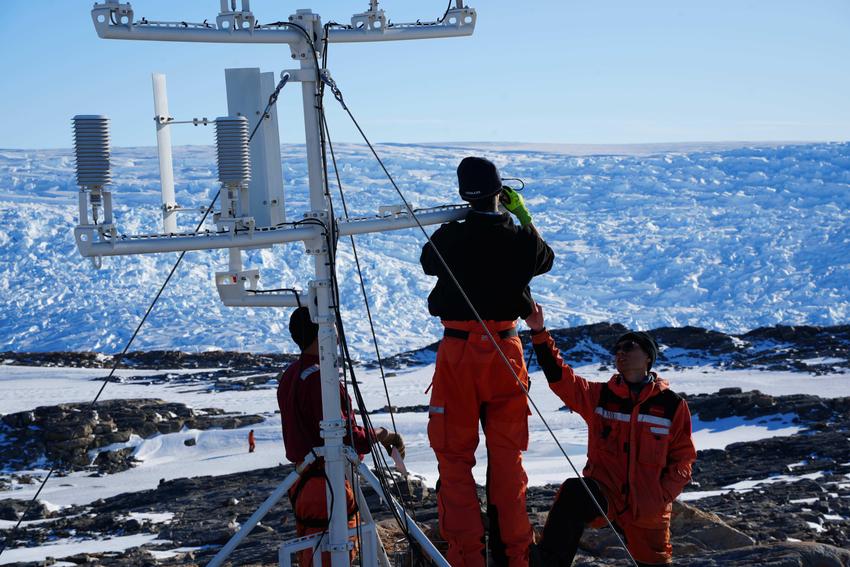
[{"x1": 1, "y1": 0, "x2": 848, "y2": 149}]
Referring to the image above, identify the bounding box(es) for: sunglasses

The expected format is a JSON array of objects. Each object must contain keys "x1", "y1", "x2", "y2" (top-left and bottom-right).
[{"x1": 613, "y1": 340, "x2": 642, "y2": 355}]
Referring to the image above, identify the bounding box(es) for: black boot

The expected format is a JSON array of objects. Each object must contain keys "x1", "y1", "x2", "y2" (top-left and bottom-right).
[{"x1": 529, "y1": 543, "x2": 569, "y2": 567}]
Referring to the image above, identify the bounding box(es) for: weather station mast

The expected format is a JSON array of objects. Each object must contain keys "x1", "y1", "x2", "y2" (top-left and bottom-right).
[{"x1": 72, "y1": 1, "x2": 476, "y2": 565}]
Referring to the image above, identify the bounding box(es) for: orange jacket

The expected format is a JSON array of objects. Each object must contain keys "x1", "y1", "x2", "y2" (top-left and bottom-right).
[{"x1": 533, "y1": 330, "x2": 696, "y2": 527}]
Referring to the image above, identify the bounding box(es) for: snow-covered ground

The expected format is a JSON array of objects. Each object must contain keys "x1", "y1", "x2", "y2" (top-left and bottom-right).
[
  {"x1": 1, "y1": 142, "x2": 848, "y2": 358},
  {"x1": 2, "y1": 362, "x2": 847, "y2": 509},
  {"x1": 1, "y1": 141, "x2": 848, "y2": 564},
  {"x1": 0, "y1": 534, "x2": 161, "y2": 566}
]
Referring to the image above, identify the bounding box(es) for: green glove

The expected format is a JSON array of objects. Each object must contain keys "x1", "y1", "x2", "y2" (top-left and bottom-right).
[{"x1": 500, "y1": 187, "x2": 532, "y2": 226}]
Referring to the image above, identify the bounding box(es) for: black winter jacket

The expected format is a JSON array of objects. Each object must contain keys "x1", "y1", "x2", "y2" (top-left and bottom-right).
[{"x1": 420, "y1": 211, "x2": 555, "y2": 321}]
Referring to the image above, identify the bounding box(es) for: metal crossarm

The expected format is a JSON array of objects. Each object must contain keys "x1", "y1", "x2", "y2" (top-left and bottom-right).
[
  {"x1": 69, "y1": 3, "x2": 477, "y2": 567},
  {"x1": 91, "y1": 1, "x2": 475, "y2": 44}
]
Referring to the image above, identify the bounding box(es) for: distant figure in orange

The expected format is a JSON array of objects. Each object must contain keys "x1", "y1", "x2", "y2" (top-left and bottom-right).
[{"x1": 248, "y1": 429, "x2": 256, "y2": 453}]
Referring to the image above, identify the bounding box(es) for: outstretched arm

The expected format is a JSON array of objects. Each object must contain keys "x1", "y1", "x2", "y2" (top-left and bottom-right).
[
  {"x1": 526, "y1": 303, "x2": 600, "y2": 419},
  {"x1": 340, "y1": 383, "x2": 372, "y2": 455}
]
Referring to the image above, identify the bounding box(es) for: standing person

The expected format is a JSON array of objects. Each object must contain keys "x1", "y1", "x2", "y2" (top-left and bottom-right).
[
  {"x1": 420, "y1": 156, "x2": 555, "y2": 567},
  {"x1": 248, "y1": 429, "x2": 256, "y2": 453},
  {"x1": 277, "y1": 306, "x2": 405, "y2": 567},
  {"x1": 524, "y1": 302, "x2": 696, "y2": 567}
]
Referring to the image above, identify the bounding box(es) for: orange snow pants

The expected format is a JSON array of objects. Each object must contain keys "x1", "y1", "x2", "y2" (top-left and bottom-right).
[
  {"x1": 427, "y1": 320, "x2": 533, "y2": 567},
  {"x1": 288, "y1": 470, "x2": 358, "y2": 567}
]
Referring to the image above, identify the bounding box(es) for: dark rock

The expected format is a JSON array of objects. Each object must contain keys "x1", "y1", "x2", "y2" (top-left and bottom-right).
[
  {"x1": 0, "y1": 399, "x2": 265, "y2": 473},
  {"x1": 93, "y1": 447, "x2": 138, "y2": 474},
  {"x1": 378, "y1": 323, "x2": 850, "y2": 373},
  {"x1": 0, "y1": 498, "x2": 50, "y2": 521}
]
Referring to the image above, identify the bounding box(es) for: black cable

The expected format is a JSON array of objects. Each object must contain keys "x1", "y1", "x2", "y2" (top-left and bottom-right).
[
  {"x1": 0, "y1": 189, "x2": 221, "y2": 559},
  {"x1": 302, "y1": 184, "x2": 415, "y2": 537},
  {"x1": 321, "y1": 112, "x2": 398, "y2": 434},
  {"x1": 319, "y1": 213, "x2": 419, "y2": 535},
  {"x1": 309, "y1": 448, "x2": 336, "y2": 562},
  {"x1": 328, "y1": 223, "x2": 418, "y2": 532},
  {"x1": 0, "y1": 68, "x2": 293, "y2": 561},
  {"x1": 248, "y1": 73, "x2": 290, "y2": 143},
  {"x1": 437, "y1": 0, "x2": 453, "y2": 23},
  {"x1": 245, "y1": 287, "x2": 300, "y2": 296},
  {"x1": 325, "y1": 80, "x2": 640, "y2": 566},
  {"x1": 322, "y1": 37, "x2": 418, "y2": 521},
  {"x1": 312, "y1": 35, "x2": 368, "y2": 558},
  {"x1": 316, "y1": 25, "x2": 420, "y2": 553},
  {"x1": 303, "y1": 211, "x2": 415, "y2": 552},
  {"x1": 501, "y1": 177, "x2": 526, "y2": 192},
  {"x1": 315, "y1": 142, "x2": 416, "y2": 535},
  {"x1": 314, "y1": 23, "x2": 424, "y2": 541},
  {"x1": 335, "y1": 306, "x2": 415, "y2": 531}
]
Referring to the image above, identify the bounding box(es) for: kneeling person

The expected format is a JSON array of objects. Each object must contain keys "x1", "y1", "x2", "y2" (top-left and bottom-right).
[{"x1": 525, "y1": 303, "x2": 696, "y2": 566}]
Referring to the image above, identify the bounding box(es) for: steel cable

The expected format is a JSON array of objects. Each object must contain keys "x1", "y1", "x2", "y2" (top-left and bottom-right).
[
  {"x1": 323, "y1": 78, "x2": 639, "y2": 567},
  {"x1": 0, "y1": 71, "x2": 293, "y2": 560}
]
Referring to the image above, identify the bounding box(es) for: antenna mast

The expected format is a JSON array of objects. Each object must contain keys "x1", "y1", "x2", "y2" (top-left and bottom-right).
[{"x1": 75, "y1": 2, "x2": 476, "y2": 565}]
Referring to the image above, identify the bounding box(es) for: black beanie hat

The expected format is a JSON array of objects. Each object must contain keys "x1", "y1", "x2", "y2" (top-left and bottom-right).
[
  {"x1": 289, "y1": 306, "x2": 319, "y2": 351},
  {"x1": 615, "y1": 331, "x2": 658, "y2": 370},
  {"x1": 457, "y1": 156, "x2": 503, "y2": 201}
]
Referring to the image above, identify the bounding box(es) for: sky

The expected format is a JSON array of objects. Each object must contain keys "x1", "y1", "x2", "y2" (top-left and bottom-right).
[{"x1": 1, "y1": 0, "x2": 849, "y2": 149}]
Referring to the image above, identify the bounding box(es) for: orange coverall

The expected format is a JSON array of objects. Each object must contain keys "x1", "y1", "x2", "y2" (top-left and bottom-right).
[
  {"x1": 421, "y1": 210, "x2": 554, "y2": 566},
  {"x1": 532, "y1": 330, "x2": 697, "y2": 564}
]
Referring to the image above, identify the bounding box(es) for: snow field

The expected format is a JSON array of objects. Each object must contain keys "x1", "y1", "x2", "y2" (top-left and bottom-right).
[
  {"x1": 1, "y1": 142, "x2": 848, "y2": 358},
  {"x1": 0, "y1": 534, "x2": 160, "y2": 566},
  {"x1": 2, "y1": 362, "x2": 848, "y2": 508}
]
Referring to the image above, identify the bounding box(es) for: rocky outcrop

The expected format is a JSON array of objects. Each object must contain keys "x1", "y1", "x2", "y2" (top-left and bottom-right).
[
  {"x1": 684, "y1": 387, "x2": 846, "y2": 423},
  {"x1": 0, "y1": 498, "x2": 50, "y2": 522},
  {"x1": 688, "y1": 390, "x2": 850, "y2": 493},
  {"x1": 5, "y1": 465, "x2": 848, "y2": 567},
  {"x1": 3, "y1": 323, "x2": 848, "y2": 374},
  {"x1": 671, "y1": 542, "x2": 850, "y2": 566},
  {"x1": 670, "y1": 501, "x2": 756, "y2": 551},
  {"x1": 0, "y1": 399, "x2": 263, "y2": 472},
  {"x1": 0, "y1": 350, "x2": 297, "y2": 370},
  {"x1": 380, "y1": 323, "x2": 850, "y2": 373},
  {"x1": 3, "y1": 324, "x2": 850, "y2": 565}
]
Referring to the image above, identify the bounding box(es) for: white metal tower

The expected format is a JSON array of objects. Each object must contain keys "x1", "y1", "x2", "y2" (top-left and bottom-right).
[{"x1": 73, "y1": 1, "x2": 477, "y2": 565}]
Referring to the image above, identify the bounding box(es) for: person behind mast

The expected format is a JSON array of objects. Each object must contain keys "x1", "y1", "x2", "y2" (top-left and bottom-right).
[
  {"x1": 420, "y1": 156, "x2": 555, "y2": 567},
  {"x1": 276, "y1": 306, "x2": 405, "y2": 567},
  {"x1": 525, "y1": 302, "x2": 696, "y2": 567}
]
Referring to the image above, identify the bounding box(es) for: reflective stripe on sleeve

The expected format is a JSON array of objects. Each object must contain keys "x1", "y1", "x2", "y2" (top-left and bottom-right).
[
  {"x1": 650, "y1": 427, "x2": 670, "y2": 435},
  {"x1": 429, "y1": 405, "x2": 445, "y2": 415}
]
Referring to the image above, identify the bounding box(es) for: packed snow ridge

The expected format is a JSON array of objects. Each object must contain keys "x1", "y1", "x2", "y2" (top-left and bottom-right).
[{"x1": 0, "y1": 142, "x2": 848, "y2": 358}]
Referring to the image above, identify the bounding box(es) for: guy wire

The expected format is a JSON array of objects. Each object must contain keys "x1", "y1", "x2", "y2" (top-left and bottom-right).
[
  {"x1": 0, "y1": 70, "x2": 293, "y2": 559},
  {"x1": 324, "y1": 78, "x2": 639, "y2": 567}
]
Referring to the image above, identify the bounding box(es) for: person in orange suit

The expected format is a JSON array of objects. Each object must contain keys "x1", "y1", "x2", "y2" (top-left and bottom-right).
[
  {"x1": 248, "y1": 429, "x2": 256, "y2": 453},
  {"x1": 420, "y1": 156, "x2": 555, "y2": 566},
  {"x1": 525, "y1": 302, "x2": 696, "y2": 566},
  {"x1": 277, "y1": 306, "x2": 404, "y2": 567}
]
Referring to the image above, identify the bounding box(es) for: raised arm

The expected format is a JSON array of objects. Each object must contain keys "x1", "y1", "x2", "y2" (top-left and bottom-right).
[{"x1": 526, "y1": 303, "x2": 600, "y2": 419}]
